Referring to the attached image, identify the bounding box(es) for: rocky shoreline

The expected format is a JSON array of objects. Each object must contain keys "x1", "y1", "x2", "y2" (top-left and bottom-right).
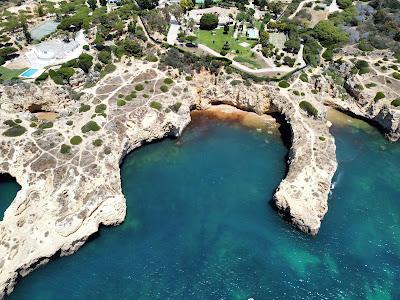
[{"x1": 0, "y1": 60, "x2": 385, "y2": 298}]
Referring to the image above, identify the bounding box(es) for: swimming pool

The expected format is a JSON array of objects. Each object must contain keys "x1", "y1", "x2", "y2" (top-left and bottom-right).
[{"x1": 19, "y1": 68, "x2": 44, "y2": 79}]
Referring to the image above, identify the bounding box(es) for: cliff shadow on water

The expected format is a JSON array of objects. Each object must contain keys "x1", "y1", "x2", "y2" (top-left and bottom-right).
[{"x1": 0, "y1": 173, "x2": 21, "y2": 221}]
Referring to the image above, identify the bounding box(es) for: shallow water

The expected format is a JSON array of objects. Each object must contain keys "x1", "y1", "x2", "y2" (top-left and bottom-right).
[{"x1": 6, "y1": 113, "x2": 400, "y2": 299}]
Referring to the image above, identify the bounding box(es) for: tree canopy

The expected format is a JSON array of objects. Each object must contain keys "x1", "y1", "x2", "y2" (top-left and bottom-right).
[{"x1": 199, "y1": 13, "x2": 218, "y2": 30}]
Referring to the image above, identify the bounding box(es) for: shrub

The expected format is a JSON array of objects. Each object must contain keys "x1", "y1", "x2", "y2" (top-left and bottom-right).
[
  {"x1": 392, "y1": 72, "x2": 400, "y2": 80},
  {"x1": 170, "y1": 102, "x2": 182, "y2": 113},
  {"x1": 374, "y1": 92, "x2": 385, "y2": 102},
  {"x1": 146, "y1": 55, "x2": 158, "y2": 62},
  {"x1": 299, "y1": 100, "x2": 319, "y2": 117},
  {"x1": 49, "y1": 69, "x2": 63, "y2": 85},
  {"x1": 185, "y1": 75, "x2": 192, "y2": 81},
  {"x1": 79, "y1": 104, "x2": 91, "y2": 113},
  {"x1": 35, "y1": 72, "x2": 49, "y2": 82},
  {"x1": 391, "y1": 99, "x2": 400, "y2": 107},
  {"x1": 299, "y1": 73, "x2": 308, "y2": 82},
  {"x1": 66, "y1": 120, "x2": 73, "y2": 126},
  {"x1": 70, "y1": 136, "x2": 83, "y2": 145},
  {"x1": 135, "y1": 84, "x2": 144, "y2": 91},
  {"x1": 150, "y1": 101, "x2": 162, "y2": 110},
  {"x1": 38, "y1": 122, "x2": 53, "y2": 129},
  {"x1": 93, "y1": 139, "x2": 103, "y2": 147},
  {"x1": 78, "y1": 53, "x2": 93, "y2": 73},
  {"x1": 355, "y1": 60, "x2": 369, "y2": 74},
  {"x1": 104, "y1": 146, "x2": 111, "y2": 155},
  {"x1": 365, "y1": 83, "x2": 377, "y2": 88},
  {"x1": 83, "y1": 45, "x2": 90, "y2": 51},
  {"x1": 322, "y1": 49, "x2": 333, "y2": 61},
  {"x1": 164, "y1": 78, "x2": 173, "y2": 84},
  {"x1": 319, "y1": 136, "x2": 326, "y2": 141},
  {"x1": 95, "y1": 104, "x2": 107, "y2": 113},
  {"x1": 60, "y1": 144, "x2": 71, "y2": 154},
  {"x1": 100, "y1": 63, "x2": 116, "y2": 77},
  {"x1": 160, "y1": 85, "x2": 169, "y2": 92},
  {"x1": 81, "y1": 121, "x2": 100, "y2": 133},
  {"x1": 98, "y1": 50, "x2": 112, "y2": 64},
  {"x1": 3, "y1": 125, "x2": 26, "y2": 137},
  {"x1": 117, "y1": 99, "x2": 126, "y2": 106},
  {"x1": 278, "y1": 80, "x2": 290, "y2": 88},
  {"x1": 143, "y1": 94, "x2": 149, "y2": 98}
]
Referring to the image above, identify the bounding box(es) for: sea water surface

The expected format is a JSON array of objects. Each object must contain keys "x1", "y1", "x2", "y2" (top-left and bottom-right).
[{"x1": 4, "y1": 112, "x2": 400, "y2": 299}]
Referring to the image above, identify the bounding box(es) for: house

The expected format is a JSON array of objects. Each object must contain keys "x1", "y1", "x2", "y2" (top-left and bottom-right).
[
  {"x1": 246, "y1": 28, "x2": 259, "y2": 40},
  {"x1": 187, "y1": 7, "x2": 238, "y2": 26}
]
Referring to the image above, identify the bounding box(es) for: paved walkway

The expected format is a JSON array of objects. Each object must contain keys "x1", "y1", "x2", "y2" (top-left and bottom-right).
[{"x1": 167, "y1": 16, "x2": 180, "y2": 45}]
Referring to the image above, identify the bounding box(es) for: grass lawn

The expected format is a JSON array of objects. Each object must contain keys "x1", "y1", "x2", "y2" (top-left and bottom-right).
[
  {"x1": 197, "y1": 26, "x2": 262, "y2": 69},
  {"x1": 0, "y1": 66, "x2": 26, "y2": 81}
]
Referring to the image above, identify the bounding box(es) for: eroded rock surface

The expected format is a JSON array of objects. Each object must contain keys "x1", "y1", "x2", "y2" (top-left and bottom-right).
[{"x1": 0, "y1": 64, "x2": 337, "y2": 297}]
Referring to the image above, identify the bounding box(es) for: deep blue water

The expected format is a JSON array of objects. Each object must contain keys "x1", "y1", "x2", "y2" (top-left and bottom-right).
[{"x1": 4, "y1": 113, "x2": 400, "y2": 299}]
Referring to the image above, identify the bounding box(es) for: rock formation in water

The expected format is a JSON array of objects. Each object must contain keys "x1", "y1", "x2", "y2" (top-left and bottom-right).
[{"x1": 0, "y1": 60, "x2": 381, "y2": 297}]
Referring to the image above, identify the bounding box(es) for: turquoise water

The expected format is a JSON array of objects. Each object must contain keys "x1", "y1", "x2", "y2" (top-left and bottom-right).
[
  {"x1": 6, "y1": 114, "x2": 400, "y2": 299},
  {"x1": 0, "y1": 175, "x2": 19, "y2": 221},
  {"x1": 19, "y1": 68, "x2": 39, "y2": 78}
]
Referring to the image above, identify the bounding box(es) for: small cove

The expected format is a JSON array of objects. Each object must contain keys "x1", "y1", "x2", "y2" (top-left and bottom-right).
[{"x1": 5, "y1": 112, "x2": 400, "y2": 299}]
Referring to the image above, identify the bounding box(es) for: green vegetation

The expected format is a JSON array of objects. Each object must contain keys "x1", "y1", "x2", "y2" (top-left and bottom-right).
[
  {"x1": 60, "y1": 144, "x2": 72, "y2": 154},
  {"x1": 366, "y1": 83, "x2": 377, "y2": 88},
  {"x1": 79, "y1": 104, "x2": 91, "y2": 113},
  {"x1": 391, "y1": 99, "x2": 400, "y2": 107},
  {"x1": 2, "y1": 120, "x2": 26, "y2": 137},
  {"x1": 0, "y1": 67, "x2": 26, "y2": 81},
  {"x1": 392, "y1": 72, "x2": 400, "y2": 80},
  {"x1": 160, "y1": 85, "x2": 169, "y2": 93},
  {"x1": 66, "y1": 120, "x2": 73, "y2": 126},
  {"x1": 70, "y1": 136, "x2": 83, "y2": 145},
  {"x1": 197, "y1": 26, "x2": 260, "y2": 69},
  {"x1": 100, "y1": 64, "x2": 116, "y2": 77},
  {"x1": 170, "y1": 102, "x2": 182, "y2": 113},
  {"x1": 117, "y1": 99, "x2": 126, "y2": 106},
  {"x1": 95, "y1": 104, "x2": 107, "y2": 113},
  {"x1": 185, "y1": 76, "x2": 192, "y2": 81},
  {"x1": 38, "y1": 122, "x2": 53, "y2": 130},
  {"x1": 319, "y1": 136, "x2": 326, "y2": 141},
  {"x1": 299, "y1": 101, "x2": 319, "y2": 118},
  {"x1": 81, "y1": 121, "x2": 101, "y2": 133},
  {"x1": 135, "y1": 84, "x2": 144, "y2": 91},
  {"x1": 146, "y1": 55, "x2": 158, "y2": 62},
  {"x1": 374, "y1": 92, "x2": 385, "y2": 102},
  {"x1": 354, "y1": 60, "x2": 370, "y2": 75},
  {"x1": 199, "y1": 13, "x2": 218, "y2": 30},
  {"x1": 150, "y1": 101, "x2": 162, "y2": 110},
  {"x1": 35, "y1": 72, "x2": 49, "y2": 82},
  {"x1": 93, "y1": 139, "x2": 103, "y2": 147},
  {"x1": 278, "y1": 80, "x2": 290, "y2": 88},
  {"x1": 299, "y1": 73, "x2": 308, "y2": 82},
  {"x1": 164, "y1": 78, "x2": 173, "y2": 85},
  {"x1": 313, "y1": 20, "x2": 349, "y2": 48},
  {"x1": 104, "y1": 146, "x2": 112, "y2": 155}
]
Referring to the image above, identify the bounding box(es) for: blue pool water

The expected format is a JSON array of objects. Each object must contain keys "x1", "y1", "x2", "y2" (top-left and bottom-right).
[
  {"x1": 19, "y1": 68, "x2": 39, "y2": 78},
  {"x1": 5, "y1": 112, "x2": 400, "y2": 299}
]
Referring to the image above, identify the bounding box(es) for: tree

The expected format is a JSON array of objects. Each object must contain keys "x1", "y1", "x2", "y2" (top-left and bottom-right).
[
  {"x1": 37, "y1": 5, "x2": 45, "y2": 17},
  {"x1": 223, "y1": 23, "x2": 229, "y2": 34},
  {"x1": 267, "y1": 1, "x2": 283, "y2": 18},
  {"x1": 22, "y1": 23, "x2": 32, "y2": 44},
  {"x1": 313, "y1": 20, "x2": 349, "y2": 47},
  {"x1": 200, "y1": 13, "x2": 218, "y2": 30},
  {"x1": 123, "y1": 39, "x2": 142, "y2": 57},
  {"x1": 179, "y1": 0, "x2": 194, "y2": 11},
  {"x1": 259, "y1": 30, "x2": 269, "y2": 47},
  {"x1": 98, "y1": 50, "x2": 112, "y2": 64},
  {"x1": 136, "y1": 0, "x2": 159, "y2": 9},
  {"x1": 78, "y1": 53, "x2": 93, "y2": 73},
  {"x1": 58, "y1": 67, "x2": 75, "y2": 83},
  {"x1": 284, "y1": 34, "x2": 300, "y2": 53},
  {"x1": 204, "y1": 0, "x2": 213, "y2": 8},
  {"x1": 100, "y1": 0, "x2": 107, "y2": 6},
  {"x1": 87, "y1": 0, "x2": 97, "y2": 10},
  {"x1": 337, "y1": 0, "x2": 352, "y2": 9},
  {"x1": 236, "y1": 11, "x2": 248, "y2": 22}
]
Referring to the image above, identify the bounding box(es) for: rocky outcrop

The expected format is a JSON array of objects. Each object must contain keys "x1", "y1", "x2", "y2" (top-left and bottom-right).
[
  {"x1": 0, "y1": 81, "x2": 75, "y2": 113},
  {"x1": 195, "y1": 72, "x2": 338, "y2": 235},
  {"x1": 326, "y1": 60, "x2": 400, "y2": 142},
  {"x1": 0, "y1": 65, "x2": 338, "y2": 297},
  {"x1": 0, "y1": 62, "x2": 195, "y2": 298}
]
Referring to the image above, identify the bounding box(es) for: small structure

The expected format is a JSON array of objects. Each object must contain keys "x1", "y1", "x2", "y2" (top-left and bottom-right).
[
  {"x1": 30, "y1": 20, "x2": 60, "y2": 41},
  {"x1": 247, "y1": 28, "x2": 259, "y2": 40},
  {"x1": 187, "y1": 7, "x2": 238, "y2": 26}
]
